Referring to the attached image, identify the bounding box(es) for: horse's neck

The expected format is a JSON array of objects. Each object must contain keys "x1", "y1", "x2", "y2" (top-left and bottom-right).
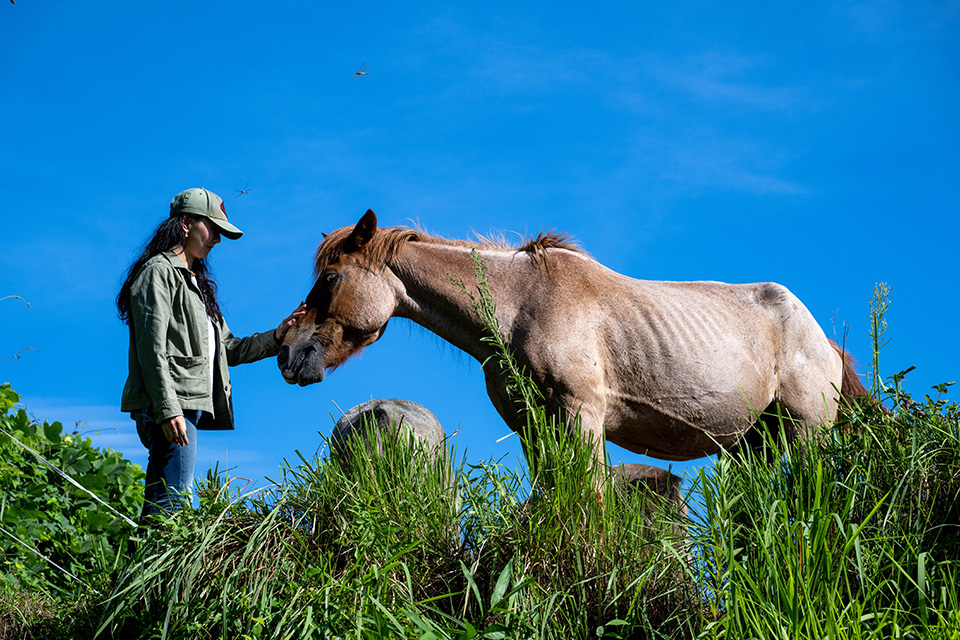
[{"x1": 390, "y1": 243, "x2": 526, "y2": 362}]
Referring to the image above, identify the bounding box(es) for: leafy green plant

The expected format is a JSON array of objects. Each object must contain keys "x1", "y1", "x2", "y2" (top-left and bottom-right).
[{"x1": 0, "y1": 383, "x2": 143, "y2": 595}]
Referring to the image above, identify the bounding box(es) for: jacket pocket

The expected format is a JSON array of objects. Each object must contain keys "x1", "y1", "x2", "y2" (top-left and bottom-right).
[{"x1": 167, "y1": 354, "x2": 207, "y2": 396}]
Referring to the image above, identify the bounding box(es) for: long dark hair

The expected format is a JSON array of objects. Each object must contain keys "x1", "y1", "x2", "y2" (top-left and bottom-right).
[{"x1": 117, "y1": 215, "x2": 223, "y2": 325}]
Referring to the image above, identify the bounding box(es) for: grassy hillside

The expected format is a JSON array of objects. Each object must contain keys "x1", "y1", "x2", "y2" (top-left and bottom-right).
[
  {"x1": 91, "y1": 375, "x2": 960, "y2": 639},
  {"x1": 3, "y1": 273, "x2": 958, "y2": 639}
]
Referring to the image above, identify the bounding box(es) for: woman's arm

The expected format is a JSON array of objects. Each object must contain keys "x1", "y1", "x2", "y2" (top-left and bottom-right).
[{"x1": 222, "y1": 303, "x2": 306, "y2": 366}]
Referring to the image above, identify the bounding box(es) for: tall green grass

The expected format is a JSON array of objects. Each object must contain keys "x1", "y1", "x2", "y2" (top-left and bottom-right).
[
  {"x1": 693, "y1": 407, "x2": 960, "y2": 639},
  {"x1": 92, "y1": 424, "x2": 693, "y2": 638}
]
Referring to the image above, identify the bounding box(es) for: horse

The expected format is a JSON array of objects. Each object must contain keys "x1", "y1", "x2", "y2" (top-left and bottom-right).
[
  {"x1": 610, "y1": 463, "x2": 688, "y2": 537},
  {"x1": 279, "y1": 209, "x2": 867, "y2": 472},
  {"x1": 331, "y1": 398, "x2": 458, "y2": 505},
  {"x1": 611, "y1": 464, "x2": 685, "y2": 512},
  {"x1": 331, "y1": 398, "x2": 447, "y2": 462}
]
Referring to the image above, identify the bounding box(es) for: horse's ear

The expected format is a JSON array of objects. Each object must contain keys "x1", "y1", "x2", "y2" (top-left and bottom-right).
[{"x1": 345, "y1": 209, "x2": 377, "y2": 253}]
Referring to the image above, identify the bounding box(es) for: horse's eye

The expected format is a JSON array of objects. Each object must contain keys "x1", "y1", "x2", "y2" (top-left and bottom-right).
[{"x1": 324, "y1": 271, "x2": 339, "y2": 286}]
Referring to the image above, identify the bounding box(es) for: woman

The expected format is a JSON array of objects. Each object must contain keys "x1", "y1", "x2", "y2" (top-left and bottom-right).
[{"x1": 117, "y1": 187, "x2": 304, "y2": 519}]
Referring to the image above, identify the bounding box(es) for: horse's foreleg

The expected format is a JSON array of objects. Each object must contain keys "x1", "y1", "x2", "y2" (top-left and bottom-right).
[{"x1": 560, "y1": 399, "x2": 609, "y2": 499}]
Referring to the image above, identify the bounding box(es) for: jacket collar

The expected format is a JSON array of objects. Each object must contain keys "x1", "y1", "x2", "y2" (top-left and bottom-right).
[
  {"x1": 157, "y1": 250, "x2": 205, "y2": 298},
  {"x1": 159, "y1": 249, "x2": 193, "y2": 274}
]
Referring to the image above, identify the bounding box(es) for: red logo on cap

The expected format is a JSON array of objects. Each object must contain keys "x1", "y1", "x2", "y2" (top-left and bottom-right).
[{"x1": 220, "y1": 202, "x2": 226, "y2": 214}]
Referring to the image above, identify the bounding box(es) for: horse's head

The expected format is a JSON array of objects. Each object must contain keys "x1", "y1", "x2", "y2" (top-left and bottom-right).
[{"x1": 278, "y1": 209, "x2": 398, "y2": 386}]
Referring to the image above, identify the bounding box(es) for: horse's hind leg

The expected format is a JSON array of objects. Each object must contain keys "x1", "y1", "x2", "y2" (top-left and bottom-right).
[
  {"x1": 731, "y1": 342, "x2": 843, "y2": 461},
  {"x1": 724, "y1": 400, "x2": 788, "y2": 462},
  {"x1": 763, "y1": 287, "x2": 845, "y2": 444},
  {"x1": 776, "y1": 343, "x2": 844, "y2": 444}
]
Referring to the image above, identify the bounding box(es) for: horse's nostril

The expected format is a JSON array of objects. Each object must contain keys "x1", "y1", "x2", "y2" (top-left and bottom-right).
[{"x1": 277, "y1": 345, "x2": 290, "y2": 368}]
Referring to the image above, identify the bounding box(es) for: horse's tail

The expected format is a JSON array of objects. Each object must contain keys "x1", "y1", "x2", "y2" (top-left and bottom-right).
[
  {"x1": 831, "y1": 341, "x2": 870, "y2": 400},
  {"x1": 829, "y1": 341, "x2": 873, "y2": 428}
]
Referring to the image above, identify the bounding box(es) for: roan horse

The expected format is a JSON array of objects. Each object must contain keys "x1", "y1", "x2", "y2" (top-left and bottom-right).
[{"x1": 279, "y1": 209, "x2": 867, "y2": 469}]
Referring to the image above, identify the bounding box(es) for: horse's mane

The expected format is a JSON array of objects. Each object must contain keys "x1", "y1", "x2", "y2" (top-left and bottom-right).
[{"x1": 314, "y1": 225, "x2": 584, "y2": 277}]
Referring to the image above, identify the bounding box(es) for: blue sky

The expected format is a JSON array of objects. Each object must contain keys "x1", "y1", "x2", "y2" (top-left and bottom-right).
[{"x1": 2, "y1": 1, "x2": 958, "y2": 493}]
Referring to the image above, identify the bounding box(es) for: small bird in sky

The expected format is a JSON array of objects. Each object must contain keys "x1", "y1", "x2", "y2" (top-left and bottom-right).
[
  {"x1": 235, "y1": 182, "x2": 250, "y2": 197},
  {"x1": 355, "y1": 61, "x2": 370, "y2": 76}
]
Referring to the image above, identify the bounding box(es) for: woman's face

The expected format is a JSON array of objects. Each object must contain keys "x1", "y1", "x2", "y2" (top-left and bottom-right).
[{"x1": 182, "y1": 217, "x2": 221, "y2": 264}]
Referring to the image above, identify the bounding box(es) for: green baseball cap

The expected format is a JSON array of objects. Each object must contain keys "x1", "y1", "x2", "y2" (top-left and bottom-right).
[{"x1": 169, "y1": 187, "x2": 244, "y2": 240}]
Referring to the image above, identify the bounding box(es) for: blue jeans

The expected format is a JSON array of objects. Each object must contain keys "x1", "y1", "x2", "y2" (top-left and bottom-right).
[{"x1": 135, "y1": 408, "x2": 200, "y2": 519}]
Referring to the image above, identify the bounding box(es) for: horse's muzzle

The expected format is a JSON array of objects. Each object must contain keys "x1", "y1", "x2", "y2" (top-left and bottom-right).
[{"x1": 278, "y1": 344, "x2": 326, "y2": 386}]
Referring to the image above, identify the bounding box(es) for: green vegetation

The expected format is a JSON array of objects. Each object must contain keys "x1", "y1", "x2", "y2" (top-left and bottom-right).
[
  {"x1": 695, "y1": 402, "x2": 960, "y2": 637},
  {"x1": 2, "y1": 275, "x2": 959, "y2": 638},
  {"x1": 0, "y1": 382, "x2": 143, "y2": 638}
]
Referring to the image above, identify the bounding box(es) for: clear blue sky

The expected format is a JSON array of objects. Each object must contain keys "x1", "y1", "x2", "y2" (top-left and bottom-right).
[{"x1": 2, "y1": 1, "x2": 958, "y2": 492}]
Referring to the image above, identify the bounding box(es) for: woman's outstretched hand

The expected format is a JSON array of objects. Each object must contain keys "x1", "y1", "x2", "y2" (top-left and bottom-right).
[{"x1": 274, "y1": 302, "x2": 307, "y2": 342}]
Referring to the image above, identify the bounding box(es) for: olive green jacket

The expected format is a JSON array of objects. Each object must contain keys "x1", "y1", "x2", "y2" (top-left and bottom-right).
[{"x1": 120, "y1": 251, "x2": 280, "y2": 430}]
